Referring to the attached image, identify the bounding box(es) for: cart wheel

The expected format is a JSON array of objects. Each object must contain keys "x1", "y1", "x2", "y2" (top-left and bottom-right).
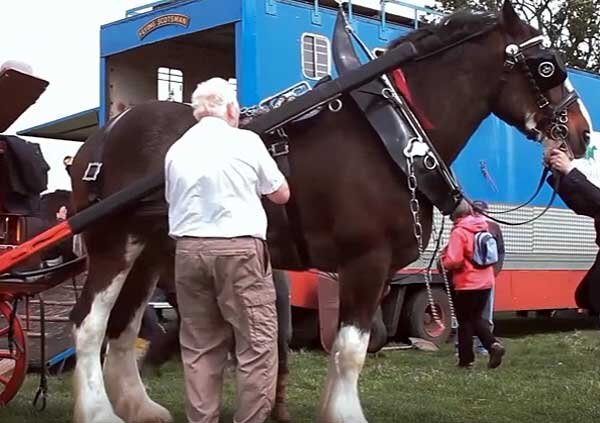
[{"x1": 0, "y1": 300, "x2": 28, "y2": 406}]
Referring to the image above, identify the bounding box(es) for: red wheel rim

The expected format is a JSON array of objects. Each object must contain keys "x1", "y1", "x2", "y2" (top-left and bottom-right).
[
  {"x1": 0, "y1": 300, "x2": 28, "y2": 406},
  {"x1": 423, "y1": 303, "x2": 446, "y2": 338}
]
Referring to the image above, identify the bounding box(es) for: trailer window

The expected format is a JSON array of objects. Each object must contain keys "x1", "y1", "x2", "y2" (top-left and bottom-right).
[
  {"x1": 301, "y1": 33, "x2": 330, "y2": 80},
  {"x1": 157, "y1": 67, "x2": 183, "y2": 102}
]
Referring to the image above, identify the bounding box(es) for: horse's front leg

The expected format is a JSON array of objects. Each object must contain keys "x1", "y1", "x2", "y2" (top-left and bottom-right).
[
  {"x1": 318, "y1": 249, "x2": 390, "y2": 423},
  {"x1": 103, "y1": 248, "x2": 173, "y2": 423}
]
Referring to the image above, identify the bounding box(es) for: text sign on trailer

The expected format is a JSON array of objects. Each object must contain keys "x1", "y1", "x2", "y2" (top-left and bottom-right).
[{"x1": 137, "y1": 14, "x2": 190, "y2": 39}]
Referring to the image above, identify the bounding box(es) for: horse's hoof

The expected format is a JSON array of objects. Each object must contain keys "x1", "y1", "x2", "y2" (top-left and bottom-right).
[
  {"x1": 74, "y1": 410, "x2": 125, "y2": 423},
  {"x1": 114, "y1": 398, "x2": 173, "y2": 423},
  {"x1": 271, "y1": 401, "x2": 291, "y2": 422},
  {"x1": 133, "y1": 401, "x2": 173, "y2": 423}
]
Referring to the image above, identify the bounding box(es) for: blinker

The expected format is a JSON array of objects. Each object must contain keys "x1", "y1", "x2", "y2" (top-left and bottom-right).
[
  {"x1": 506, "y1": 35, "x2": 568, "y2": 91},
  {"x1": 526, "y1": 49, "x2": 567, "y2": 91}
]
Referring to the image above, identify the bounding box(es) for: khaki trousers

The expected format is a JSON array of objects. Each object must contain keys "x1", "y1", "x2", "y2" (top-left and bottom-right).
[{"x1": 175, "y1": 237, "x2": 278, "y2": 423}]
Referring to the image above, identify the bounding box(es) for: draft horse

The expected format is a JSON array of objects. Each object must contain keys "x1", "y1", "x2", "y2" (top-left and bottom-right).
[{"x1": 68, "y1": 2, "x2": 591, "y2": 422}]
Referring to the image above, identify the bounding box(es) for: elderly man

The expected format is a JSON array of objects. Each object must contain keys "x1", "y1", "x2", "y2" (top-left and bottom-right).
[{"x1": 165, "y1": 77, "x2": 290, "y2": 423}]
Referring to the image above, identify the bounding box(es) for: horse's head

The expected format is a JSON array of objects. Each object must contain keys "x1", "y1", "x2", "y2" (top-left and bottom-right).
[{"x1": 491, "y1": 1, "x2": 591, "y2": 159}]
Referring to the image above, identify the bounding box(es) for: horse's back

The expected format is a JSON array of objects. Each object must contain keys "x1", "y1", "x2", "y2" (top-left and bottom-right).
[{"x1": 71, "y1": 101, "x2": 196, "y2": 212}]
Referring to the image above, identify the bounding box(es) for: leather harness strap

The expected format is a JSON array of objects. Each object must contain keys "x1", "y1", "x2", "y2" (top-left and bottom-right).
[{"x1": 82, "y1": 108, "x2": 131, "y2": 203}]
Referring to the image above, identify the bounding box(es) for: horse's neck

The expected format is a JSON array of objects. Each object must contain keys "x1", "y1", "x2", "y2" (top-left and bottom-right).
[{"x1": 404, "y1": 55, "x2": 501, "y2": 163}]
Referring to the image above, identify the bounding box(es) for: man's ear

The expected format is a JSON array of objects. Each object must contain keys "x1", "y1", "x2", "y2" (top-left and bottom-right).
[{"x1": 227, "y1": 102, "x2": 239, "y2": 126}]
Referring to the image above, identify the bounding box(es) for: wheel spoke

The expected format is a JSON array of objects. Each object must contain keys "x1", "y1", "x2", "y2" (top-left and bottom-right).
[
  {"x1": 0, "y1": 325, "x2": 9, "y2": 337},
  {"x1": 0, "y1": 373, "x2": 10, "y2": 386},
  {"x1": 0, "y1": 350, "x2": 16, "y2": 360}
]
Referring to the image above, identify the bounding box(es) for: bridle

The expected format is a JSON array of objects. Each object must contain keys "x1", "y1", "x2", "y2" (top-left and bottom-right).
[
  {"x1": 500, "y1": 34, "x2": 579, "y2": 157},
  {"x1": 473, "y1": 33, "x2": 581, "y2": 225}
]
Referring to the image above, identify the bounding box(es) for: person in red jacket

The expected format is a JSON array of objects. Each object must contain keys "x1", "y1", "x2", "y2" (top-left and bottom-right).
[{"x1": 442, "y1": 200, "x2": 506, "y2": 369}]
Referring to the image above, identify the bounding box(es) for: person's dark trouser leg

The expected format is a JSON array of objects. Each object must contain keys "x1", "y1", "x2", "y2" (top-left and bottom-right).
[
  {"x1": 471, "y1": 289, "x2": 497, "y2": 350},
  {"x1": 455, "y1": 291, "x2": 476, "y2": 366},
  {"x1": 577, "y1": 255, "x2": 600, "y2": 313}
]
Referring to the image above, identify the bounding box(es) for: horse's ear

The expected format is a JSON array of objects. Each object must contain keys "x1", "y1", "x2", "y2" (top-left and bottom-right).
[{"x1": 500, "y1": 0, "x2": 522, "y2": 36}]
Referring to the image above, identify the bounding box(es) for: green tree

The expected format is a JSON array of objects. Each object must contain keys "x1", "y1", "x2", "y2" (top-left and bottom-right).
[{"x1": 437, "y1": 0, "x2": 600, "y2": 72}]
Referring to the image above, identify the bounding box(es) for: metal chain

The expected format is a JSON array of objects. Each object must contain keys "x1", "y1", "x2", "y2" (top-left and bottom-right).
[
  {"x1": 240, "y1": 105, "x2": 269, "y2": 119},
  {"x1": 432, "y1": 217, "x2": 458, "y2": 329},
  {"x1": 406, "y1": 153, "x2": 442, "y2": 325}
]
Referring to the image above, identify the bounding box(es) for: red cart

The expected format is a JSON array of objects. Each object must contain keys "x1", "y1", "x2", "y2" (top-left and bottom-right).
[{"x1": 0, "y1": 64, "x2": 88, "y2": 407}]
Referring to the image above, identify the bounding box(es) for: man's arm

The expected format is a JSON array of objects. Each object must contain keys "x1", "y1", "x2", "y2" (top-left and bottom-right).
[
  {"x1": 547, "y1": 149, "x2": 600, "y2": 218},
  {"x1": 254, "y1": 135, "x2": 290, "y2": 205},
  {"x1": 266, "y1": 180, "x2": 290, "y2": 205},
  {"x1": 548, "y1": 169, "x2": 600, "y2": 218},
  {"x1": 164, "y1": 155, "x2": 172, "y2": 204}
]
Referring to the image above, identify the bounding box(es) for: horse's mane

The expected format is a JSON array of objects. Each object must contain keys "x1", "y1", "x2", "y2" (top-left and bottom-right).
[{"x1": 388, "y1": 9, "x2": 498, "y2": 51}]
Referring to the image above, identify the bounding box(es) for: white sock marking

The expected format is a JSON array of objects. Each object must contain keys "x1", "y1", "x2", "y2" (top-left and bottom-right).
[
  {"x1": 319, "y1": 325, "x2": 370, "y2": 423},
  {"x1": 73, "y1": 237, "x2": 144, "y2": 423},
  {"x1": 103, "y1": 277, "x2": 172, "y2": 422}
]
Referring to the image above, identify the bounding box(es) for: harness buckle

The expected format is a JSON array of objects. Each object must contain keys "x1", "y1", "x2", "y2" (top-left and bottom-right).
[
  {"x1": 537, "y1": 97, "x2": 550, "y2": 109},
  {"x1": 403, "y1": 139, "x2": 429, "y2": 159},
  {"x1": 82, "y1": 162, "x2": 103, "y2": 181},
  {"x1": 268, "y1": 141, "x2": 289, "y2": 158}
]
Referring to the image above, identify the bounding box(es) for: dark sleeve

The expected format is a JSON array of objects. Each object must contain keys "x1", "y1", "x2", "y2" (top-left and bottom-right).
[
  {"x1": 488, "y1": 221, "x2": 505, "y2": 276},
  {"x1": 547, "y1": 168, "x2": 600, "y2": 218},
  {"x1": 489, "y1": 222, "x2": 505, "y2": 257}
]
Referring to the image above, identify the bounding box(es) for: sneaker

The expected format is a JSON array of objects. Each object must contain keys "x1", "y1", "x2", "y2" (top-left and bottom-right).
[
  {"x1": 475, "y1": 346, "x2": 489, "y2": 356},
  {"x1": 488, "y1": 342, "x2": 505, "y2": 369},
  {"x1": 458, "y1": 362, "x2": 474, "y2": 369}
]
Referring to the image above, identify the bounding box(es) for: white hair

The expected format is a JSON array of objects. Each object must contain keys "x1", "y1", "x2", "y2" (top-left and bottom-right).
[
  {"x1": 0, "y1": 60, "x2": 33, "y2": 75},
  {"x1": 191, "y1": 77, "x2": 238, "y2": 121}
]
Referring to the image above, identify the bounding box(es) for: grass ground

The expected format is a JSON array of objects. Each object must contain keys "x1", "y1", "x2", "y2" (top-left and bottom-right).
[{"x1": 1, "y1": 313, "x2": 599, "y2": 422}]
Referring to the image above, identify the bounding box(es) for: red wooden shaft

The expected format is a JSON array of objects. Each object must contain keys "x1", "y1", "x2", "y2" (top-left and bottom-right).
[{"x1": 0, "y1": 221, "x2": 73, "y2": 274}]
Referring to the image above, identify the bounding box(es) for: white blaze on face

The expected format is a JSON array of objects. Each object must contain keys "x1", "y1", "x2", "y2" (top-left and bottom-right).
[
  {"x1": 565, "y1": 78, "x2": 593, "y2": 132},
  {"x1": 525, "y1": 111, "x2": 538, "y2": 135},
  {"x1": 524, "y1": 111, "x2": 554, "y2": 160}
]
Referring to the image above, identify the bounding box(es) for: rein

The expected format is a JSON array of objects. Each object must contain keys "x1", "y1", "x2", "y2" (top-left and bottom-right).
[
  {"x1": 480, "y1": 167, "x2": 549, "y2": 215},
  {"x1": 465, "y1": 170, "x2": 561, "y2": 226}
]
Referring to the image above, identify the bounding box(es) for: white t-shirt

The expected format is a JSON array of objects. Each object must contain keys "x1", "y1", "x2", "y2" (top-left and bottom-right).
[{"x1": 165, "y1": 116, "x2": 285, "y2": 240}]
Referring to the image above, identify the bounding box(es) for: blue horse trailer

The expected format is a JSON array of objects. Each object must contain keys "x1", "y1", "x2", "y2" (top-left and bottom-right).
[{"x1": 18, "y1": 0, "x2": 600, "y2": 346}]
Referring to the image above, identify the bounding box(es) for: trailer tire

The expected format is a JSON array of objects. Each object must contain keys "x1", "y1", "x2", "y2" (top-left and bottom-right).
[{"x1": 401, "y1": 287, "x2": 452, "y2": 345}]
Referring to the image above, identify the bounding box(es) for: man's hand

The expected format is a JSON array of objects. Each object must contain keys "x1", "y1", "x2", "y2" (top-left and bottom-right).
[{"x1": 549, "y1": 149, "x2": 575, "y2": 175}]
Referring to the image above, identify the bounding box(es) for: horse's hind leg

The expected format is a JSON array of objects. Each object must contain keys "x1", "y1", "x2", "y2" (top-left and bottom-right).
[
  {"x1": 318, "y1": 248, "x2": 390, "y2": 423},
  {"x1": 143, "y1": 264, "x2": 181, "y2": 370},
  {"x1": 103, "y1": 242, "x2": 173, "y2": 423},
  {"x1": 71, "y1": 235, "x2": 145, "y2": 423}
]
